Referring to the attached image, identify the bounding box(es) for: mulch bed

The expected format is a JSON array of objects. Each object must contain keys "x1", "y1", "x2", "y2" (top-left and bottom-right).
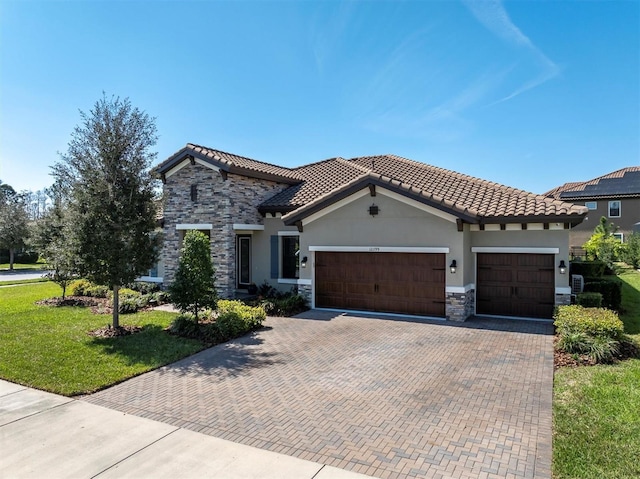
[
  {"x1": 36, "y1": 296, "x2": 142, "y2": 337},
  {"x1": 36, "y1": 295, "x2": 112, "y2": 314},
  {"x1": 87, "y1": 325, "x2": 143, "y2": 338},
  {"x1": 554, "y1": 336, "x2": 640, "y2": 370}
]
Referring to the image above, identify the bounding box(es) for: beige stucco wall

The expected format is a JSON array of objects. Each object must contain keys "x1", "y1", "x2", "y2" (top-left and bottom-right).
[
  {"x1": 297, "y1": 190, "x2": 465, "y2": 287},
  {"x1": 470, "y1": 229, "x2": 571, "y2": 289},
  {"x1": 247, "y1": 216, "x2": 298, "y2": 292}
]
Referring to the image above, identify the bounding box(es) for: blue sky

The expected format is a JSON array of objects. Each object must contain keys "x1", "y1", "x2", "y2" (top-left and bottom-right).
[{"x1": 1, "y1": 0, "x2": 638, "y2": 195}]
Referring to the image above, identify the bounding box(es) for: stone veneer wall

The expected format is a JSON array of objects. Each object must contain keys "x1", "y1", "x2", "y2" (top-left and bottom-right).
[
  {"x1": 445, "y1": 290, "x2": 475, "y2": 322},
  {"x1": 555, "y1": 293, "x2": 572, "y2": 307},
  {"x1": 162, "y1": 163, "x2": 289, "y2": 297},
  {"x1": 298, "y1": 284, "x2": 312, "y2": 306}
]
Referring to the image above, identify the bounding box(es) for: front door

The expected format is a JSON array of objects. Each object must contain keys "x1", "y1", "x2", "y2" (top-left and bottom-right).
[{"x1": 237, "y1": 235, "x2": 251, "y2": 288}]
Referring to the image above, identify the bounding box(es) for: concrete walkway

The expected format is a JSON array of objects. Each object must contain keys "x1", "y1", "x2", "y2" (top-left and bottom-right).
[
  {"x1": 0, "y1": 380, "x2": 372, "y2": 478},
  {"x1": 85, "y1": 312, "x2": 554, "y2": 479}
]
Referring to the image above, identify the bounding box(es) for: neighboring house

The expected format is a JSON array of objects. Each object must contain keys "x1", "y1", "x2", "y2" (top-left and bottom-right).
[
  {"x1": 545, "y1": 167, "x2": 640, "y2": 255},
  {"x1": 155, "y1": 143, "x2": 587, "y2": 321}
]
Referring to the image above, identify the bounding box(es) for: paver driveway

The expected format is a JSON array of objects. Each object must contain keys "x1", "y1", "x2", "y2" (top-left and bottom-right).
[{"x1": 85, "y1": 311, "x2": 554, "y2": 479}]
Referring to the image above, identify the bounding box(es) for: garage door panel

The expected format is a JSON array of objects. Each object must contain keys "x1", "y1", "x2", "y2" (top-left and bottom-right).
[
  {"x1": 315, "y1": 252, "x2": 445, "y2": 317},
  {"x1": 477, "y1": 285, "x2": 511, "y2": 300},
  {"x1": 346, "y1": 282, "x2": 374, "y2": 295},
  {"x1": 480, "y1": 269, "x2": 514, "y2": 283},
  {"x1": 516, "y1": 270, "x2": 554, "y2": 284},
  {"x1": 316, "y1": 281, "x2": 343, "y2": 295},
  {"x1": 477, "y1": 253, "x2": 554, "y2": 319}
]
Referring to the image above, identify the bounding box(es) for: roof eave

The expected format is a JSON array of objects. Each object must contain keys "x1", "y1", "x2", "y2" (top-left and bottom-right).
[
  {"x1": 559, "y1": 193, "x2": 640, "y2": 201},
  {"x1": 226, "y1": 165, "x2": 301, "y2": 185},
  {"x1": 155, "y1": 145, "x2": 302, "y2": 184},
  {"x1": 479, "y1": 213, "x2": 588, "y2": 228},
  {"x1": 258, "y1": 205, "x2": 298, "y2": 217}
]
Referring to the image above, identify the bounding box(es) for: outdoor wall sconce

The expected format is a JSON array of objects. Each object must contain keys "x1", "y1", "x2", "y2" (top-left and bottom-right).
[
  {"x1": 368, "y1": 204, "x2": 379, "y2": 216},
  {"x1": 559, "y1": 260, "x2": 567, "y2": 274},
  {"x1": 449, "y1": 260, "x2": 457, "y2": 274},
  {"x1": 301, "y1": 256, "x2": 308, "y2": 268}
]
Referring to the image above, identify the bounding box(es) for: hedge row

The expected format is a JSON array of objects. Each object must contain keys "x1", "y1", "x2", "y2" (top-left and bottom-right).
[
  {"x1": 168, "y1": 300, "x2": 266, "y2": 342},
  {"x1": 569, "y1": 260, "x2": 606, "y2": 278},
  {"x1": 67, "y1": 279, "x2": 168, "y2": 313},
  {"x1": 554, "y1": 305, "x2": 625, "y2": 363},
  {"x1": 583, "y1": 279, "x2": 622, "y2": 310}
]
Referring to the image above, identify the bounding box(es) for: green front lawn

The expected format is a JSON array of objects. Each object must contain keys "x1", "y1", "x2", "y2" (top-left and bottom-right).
[
  {"x1": 0, "y1": 282, "x2": 204, "y2": 396},
  {"x1": 553, "y1": 265, "x2": 640, "y2": 479}
]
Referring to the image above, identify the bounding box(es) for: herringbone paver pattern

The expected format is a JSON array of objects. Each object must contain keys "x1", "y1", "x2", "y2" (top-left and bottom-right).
[{"x1": 84, "y1": 312, "x2": 553, "y2": 479}]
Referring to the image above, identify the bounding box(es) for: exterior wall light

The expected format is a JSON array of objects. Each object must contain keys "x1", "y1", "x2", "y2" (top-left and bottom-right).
[
  {"x1": 449, "y1": 260, "x2": 457, "y2": 274},
  {"x1": 301, "y1": 256, "x2": 308, "y2": 268},
  {"x1": 368, "y1": 204, "x2": 379, "y2": 216},
  {"x1": 559, "y1": 260, "x2": 567, "y2": 274}
]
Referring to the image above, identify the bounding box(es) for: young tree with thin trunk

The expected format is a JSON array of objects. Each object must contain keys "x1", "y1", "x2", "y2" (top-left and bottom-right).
[
  {"x1": 30, "y1": 201, "x2": 77, "y2": 299},
  {"x1": 169, "y1": 230, "x2": 217, "y2": 322},
  {"x1": 52, "y1": 95, "x2": 160, "y2": 327}
]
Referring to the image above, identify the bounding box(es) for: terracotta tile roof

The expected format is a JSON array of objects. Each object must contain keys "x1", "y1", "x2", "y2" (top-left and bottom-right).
[
  {"x1": 259, "y1": 157, "x2": 369, "y2": 211},
  {"x1": 156, "y1": 143, "x2": 302, "y2": 184},
  {"x1": 157, "y1": 144, "x2": 586, "y2": 223},
  {"x1": 269, "y1": 153, "x2": 586, "y2": 223},
  {"x1": 545, "y1": 167, "x2": 640, "y2": 200}
]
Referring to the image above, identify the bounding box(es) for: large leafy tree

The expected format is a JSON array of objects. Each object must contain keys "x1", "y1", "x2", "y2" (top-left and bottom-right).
[
  {"x1": 169, "y1": 230, "x2": 217, "y2": 322},
  {"x1": 583, "y1": 216, "x2": 622, "y2": 268},
  {"x1": 52, "y1": 95, "x2": 160, "y2": 327},
  {"x1": 0, "y1": 183, "x2": 30, "y2": 270}
]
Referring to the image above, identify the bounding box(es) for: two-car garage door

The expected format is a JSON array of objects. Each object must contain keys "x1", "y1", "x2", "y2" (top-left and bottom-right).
[
  {"x1": 315, "y1": 251, "x2": 556, "y2": 319},
  {"x1": 315, "y1": 252, "x2": 446, "y2": 317}
]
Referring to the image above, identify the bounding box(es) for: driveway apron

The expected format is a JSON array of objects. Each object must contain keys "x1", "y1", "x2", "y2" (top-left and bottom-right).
[{"x1": 84, "y1": 312, "x2": 554, "y2": 479}]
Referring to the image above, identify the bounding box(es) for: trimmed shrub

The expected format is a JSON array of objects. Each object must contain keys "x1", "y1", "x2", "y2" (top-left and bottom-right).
[
  {"x1": 119, "y1": 297, "x2": 140, "y2": 314},
  {"x1": 216, "y1": 311, "x2": 246, "y2": 340},
  {"x1": 86, "y1": 284, "x2": 109, "y2": 298},
  {"x1": 576, "y1": 292, "x2": 603, "y2": 308},
  {"x1": 68, "y1": 279, "x2": 93, "y2": 296},
  {"x1": 127, "y1": 281, "x2": 161, "y2": 295},
  {"x1": 168, "y1": 313, "x2": 201, "y2": 339},
  {"x1": 555, "y1": 305, "x2": 624, "y2": 341},
  {"x1": 146, "y1": 290, "x2": 169, "y2": 306},
  {"x1": 570, "y1": 260, "x2": 606, "y2": 278},
  {"x1": 554, "y1": 305, "x2": 625, "y2": 363},
  {"x1": 218, "y1": 300, "x2": 266, "y2": 330},
  {"x1": 260, "y1": 294, "x2": 307, "y2": 316},
  {"x1": 583, "y1": 279, "x2": 622, "y2": 310}
]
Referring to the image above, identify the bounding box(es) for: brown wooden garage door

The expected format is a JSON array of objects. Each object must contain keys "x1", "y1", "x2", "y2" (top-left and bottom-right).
[
  {"x1": 315, "y1": 252, "x2": 445, "y2": 317},
  {"x1": 476, "y1": 253, "x2": 555, "y2": 319}
]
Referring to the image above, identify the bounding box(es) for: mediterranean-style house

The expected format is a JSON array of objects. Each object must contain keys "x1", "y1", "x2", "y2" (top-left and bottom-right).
[
  {"x1": 153, "y1": 143, "x2": 587, "y2": 321},
  {"x1": 545, "y1": 167, "x2": 640, "y2": 255}
]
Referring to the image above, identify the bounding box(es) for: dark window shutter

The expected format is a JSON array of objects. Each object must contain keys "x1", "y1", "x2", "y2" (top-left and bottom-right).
[{"x1": 270, "y1": 235, "x2": 279, "y2": 278}]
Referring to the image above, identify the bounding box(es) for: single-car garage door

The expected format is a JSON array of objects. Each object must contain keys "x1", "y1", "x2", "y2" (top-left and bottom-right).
[
  {"x1": 476, "y1": 253, "x2": 555, "y2": 319},
  {"x1": 315, "y1": 252, "x2": 445, "y2": 317}
]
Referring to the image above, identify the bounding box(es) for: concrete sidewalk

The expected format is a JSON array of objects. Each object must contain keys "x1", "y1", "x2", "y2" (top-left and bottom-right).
[{"x1": 0, "y1": 380, "x2": 372, "y2": 479}]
